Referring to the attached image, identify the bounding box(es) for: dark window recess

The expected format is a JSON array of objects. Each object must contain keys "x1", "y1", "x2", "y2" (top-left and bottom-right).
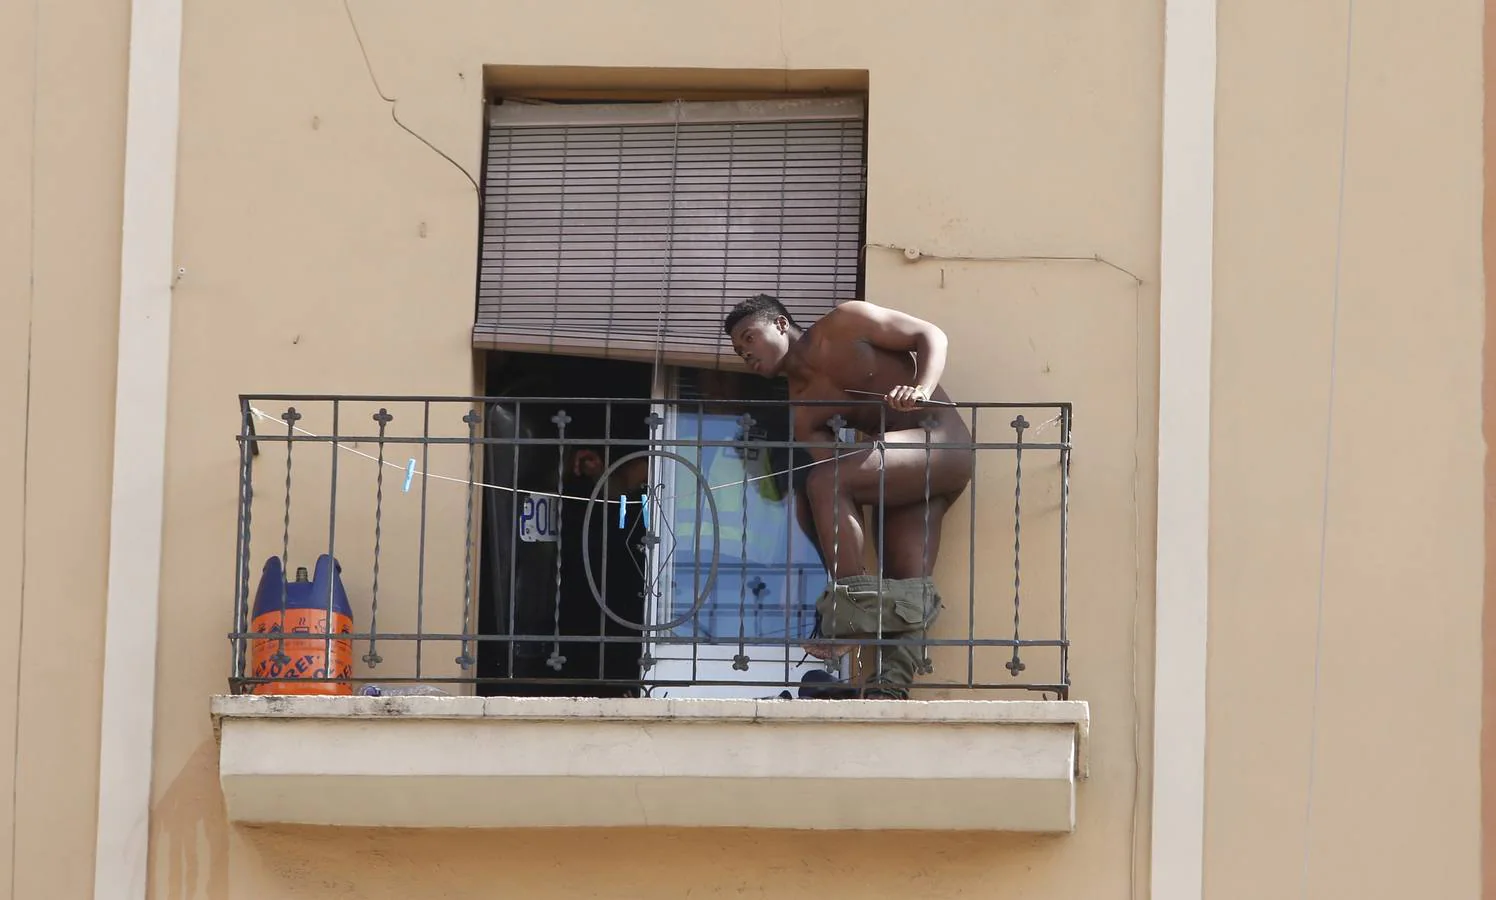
[{"x1": 476, "y1": 353, "x2": 655, "y2": 697}]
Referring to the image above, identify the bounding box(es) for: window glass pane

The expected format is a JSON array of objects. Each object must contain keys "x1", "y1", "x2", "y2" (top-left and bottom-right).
[{"x1": 663, "y1": 370, "x2": 826, "y2": 644}]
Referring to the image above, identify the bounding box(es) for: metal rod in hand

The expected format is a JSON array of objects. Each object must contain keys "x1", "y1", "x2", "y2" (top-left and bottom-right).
[{"x1": 843, "y1": 389, "x2": 958, "y2": 408}]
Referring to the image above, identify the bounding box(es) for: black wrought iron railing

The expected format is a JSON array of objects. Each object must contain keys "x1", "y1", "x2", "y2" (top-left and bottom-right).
[{"x1": 228, "y1": 393, "x2": 1072, "y2": 699}]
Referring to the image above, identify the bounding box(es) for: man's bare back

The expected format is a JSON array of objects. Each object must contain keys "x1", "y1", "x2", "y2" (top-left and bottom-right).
[{"x1": 724, "y1": 295, "x2": 973, "y2": 581}]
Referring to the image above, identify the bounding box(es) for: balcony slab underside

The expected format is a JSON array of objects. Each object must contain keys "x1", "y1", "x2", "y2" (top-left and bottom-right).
[{"x1": 212, "y1": 695, "x2": 1089, "y2": 833}]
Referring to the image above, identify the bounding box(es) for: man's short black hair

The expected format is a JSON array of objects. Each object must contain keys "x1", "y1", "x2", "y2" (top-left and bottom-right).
[{"x1": 723, "y1": 293, "x2": 801, "y2": 336}]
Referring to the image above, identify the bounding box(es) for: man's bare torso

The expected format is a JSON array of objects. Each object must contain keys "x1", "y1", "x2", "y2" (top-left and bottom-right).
[{"x1": 786, "y1": 311, "x2": 966, "y2": 440}]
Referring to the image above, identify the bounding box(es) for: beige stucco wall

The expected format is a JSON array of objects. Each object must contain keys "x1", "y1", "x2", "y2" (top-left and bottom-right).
[
  {"x1": 1208, "y1": 1, "x2": 1484, "y2": 899},
  {"x1": 1486, "y1": 0, "x2": 1496, "y2": 892},
  {"x1": 0, "y1": 0, "x2": 128, "y2": 898},
  {"x1": 150, "y1": 1, "x2": 1158, "y2": 898},
  {"x1": 0, "y1": 1, "x2": 1486, "y2": 899}
]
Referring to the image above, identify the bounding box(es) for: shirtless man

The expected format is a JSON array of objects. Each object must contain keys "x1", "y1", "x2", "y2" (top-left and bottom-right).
[{"x1": 723, "y1": 294, "x2": 973, "y2": 696}]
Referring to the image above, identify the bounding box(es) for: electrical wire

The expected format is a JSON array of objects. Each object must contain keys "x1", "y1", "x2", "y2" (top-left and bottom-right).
[
  {"x1": 864, "y1": 241, "x2": 1146, "y2": 285},
  {"x1": 342, "y1": 0, "x2": 480, "y2": 194}
]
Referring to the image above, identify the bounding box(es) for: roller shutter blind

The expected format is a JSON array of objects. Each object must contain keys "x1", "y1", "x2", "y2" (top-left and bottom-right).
[{"x1": 474, "y1": 97, "x2": 866, "y2": 367}]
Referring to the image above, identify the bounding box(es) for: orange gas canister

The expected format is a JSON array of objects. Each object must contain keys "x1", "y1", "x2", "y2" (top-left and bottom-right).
[{"x1": 248, "y1": 555, "x2": 354, "y2": 695}]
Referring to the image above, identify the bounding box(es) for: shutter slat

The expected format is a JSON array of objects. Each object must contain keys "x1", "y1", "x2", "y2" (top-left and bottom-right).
[{"x1": 475, "y1": 99, "x2": 865, "y2": 364}]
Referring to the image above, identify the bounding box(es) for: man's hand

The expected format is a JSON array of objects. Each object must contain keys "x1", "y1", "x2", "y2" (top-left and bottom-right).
[
  {"x1": 885, "y1": 384, "x2": 929, "y2": 412},
  {"x1": 820, "y1": 302, "x2": 951, "y2": 412}
]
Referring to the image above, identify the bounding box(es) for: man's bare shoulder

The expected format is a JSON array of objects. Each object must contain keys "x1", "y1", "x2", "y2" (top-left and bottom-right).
[
  {"x1": 824, "y1": 299, "x2": 883, "y2": 321},
  {"x1": 816, "y1": 300, "x2": 887, "y2": 334}
]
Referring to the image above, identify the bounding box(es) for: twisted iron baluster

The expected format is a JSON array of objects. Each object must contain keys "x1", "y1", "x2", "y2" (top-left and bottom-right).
[
  {"x1": 272, "y1": 407, "x2": 300, "y2": 673},
  {"x1": 966, "y1": 409, "x2": 979, "y2": 687},
  {"x1": 456, "y1": 408, "x2": 481, "y2": 670},
  {"x1": 918, "y1": 413, "x2": 940, "y2": 676},
  {"x1": 732, "y1": 413, "x2": 754, "y2": 671},
  {"x1": 782, "y1": 401, "x2": 795, "y2": 688},
  {"x1": 323, "y1": 401, "x2": 342, "y2": 687},
  {"x1": 546, "y1": 410, "x2": 571, "y2": 672},
  {"x1": 826, "y1": 415, "x2": 846, "y2": 676},
  {"x1": 364, "y1": 409, "x2": 391, "y2": 668},
  {"x1": 642, "y1": 410, "x2": 666, "y2": 675},
  {"x1": 503, "y1": 401, "x2": 521, "y2": 681},
  {"x1": 874, "y1": 411, "x2": 886, "y2": 691},
  {"x1": 231, "y1": 405, "x2": 256, "y2": 688},
  {"x1": 1007, "y1": 415, "x2": 1029, "y2": 676},
  {"x1": 416, "y1": 401, "x2": 431, "y2": 679},
  {"x1": 1058, "y1": 406, "x2": 1072, "y2": 697}
]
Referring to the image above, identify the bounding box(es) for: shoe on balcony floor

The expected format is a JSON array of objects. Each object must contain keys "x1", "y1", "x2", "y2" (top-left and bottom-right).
[{"x1": 796, "y1": 669, "x2": 910, "y2": 700}]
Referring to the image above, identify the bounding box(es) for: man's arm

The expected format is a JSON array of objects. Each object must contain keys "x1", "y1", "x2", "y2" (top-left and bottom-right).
[{"x1": 828, "y1": 301, "x2": 950, "y2": 410}]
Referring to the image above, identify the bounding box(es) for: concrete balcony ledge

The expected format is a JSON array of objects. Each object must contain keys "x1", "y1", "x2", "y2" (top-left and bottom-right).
[{"x1": 211, "y1": 695, "x2": 1089, "y2": 833}]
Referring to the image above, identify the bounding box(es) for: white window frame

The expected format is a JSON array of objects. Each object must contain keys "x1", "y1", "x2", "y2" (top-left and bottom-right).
[{"x1": 642, "y1": 367, "x2": 834, "y2": 699}]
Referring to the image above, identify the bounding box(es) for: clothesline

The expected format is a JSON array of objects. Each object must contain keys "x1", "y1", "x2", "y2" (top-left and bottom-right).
[{"x1": 246, "y1": 406, "x2": 1060, "y2": 507}]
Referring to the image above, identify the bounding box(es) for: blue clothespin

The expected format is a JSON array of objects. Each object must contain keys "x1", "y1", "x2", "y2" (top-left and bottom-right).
[
  {"x1": 618, "y1": 495, "x2": 628, "y2": 529},
  {"x1": 402, "y1": 459, "x2": 417, "y2": 493},
  {"x1": 641, "y1": 494, "x2": 650, "y2": 529}
]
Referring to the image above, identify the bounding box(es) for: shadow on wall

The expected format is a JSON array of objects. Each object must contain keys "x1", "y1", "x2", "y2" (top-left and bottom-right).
[
  {"x1": 150, "y1": 739, "x2": 230, "y2": 900},
  {"x1": 232, "y1": 824, "x2": 1066, "y2": 898}
]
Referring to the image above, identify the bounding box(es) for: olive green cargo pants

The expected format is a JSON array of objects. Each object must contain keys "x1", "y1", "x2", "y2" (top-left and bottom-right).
[{"x1": 805, "y1": 574, "x2": 942, "y2": 698}]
